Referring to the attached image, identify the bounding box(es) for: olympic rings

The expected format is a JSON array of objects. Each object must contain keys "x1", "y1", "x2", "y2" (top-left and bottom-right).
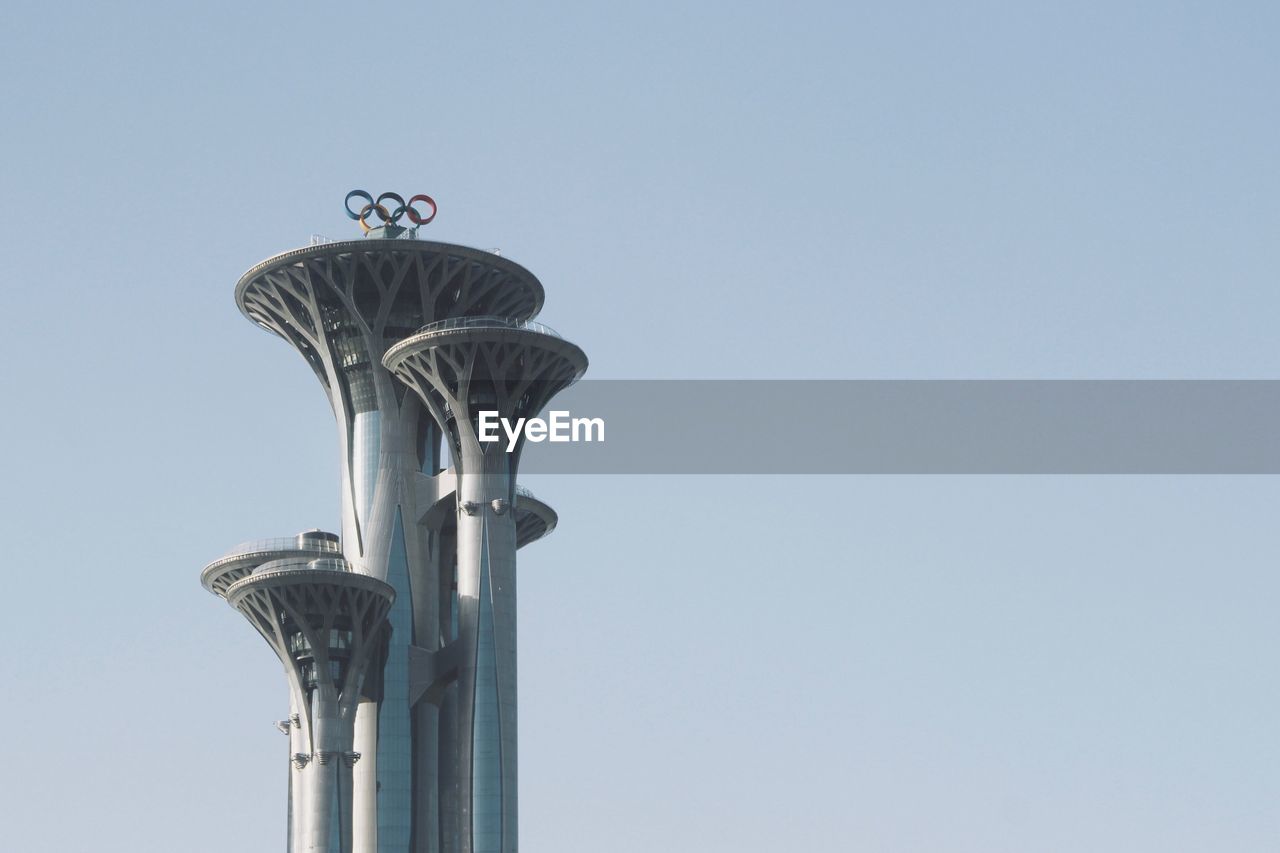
[{"x1": 345, "y1": 190, "x2": 437, "y2": 233}]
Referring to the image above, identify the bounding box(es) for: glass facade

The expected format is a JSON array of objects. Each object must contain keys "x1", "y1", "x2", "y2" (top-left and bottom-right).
[
  {"x1": 287, "y1": 627, "x2": 354, "y2": 692},
  {"x1": 351, "y1": 412, "x2": 382, "y2": 539},
  {"x1": 419, "y1": 419, "x2": 442, "y2": 476},
  {"x1": 450, "y1": 566, "x2": 459, "y2": 644},
  {"x1": 287, "y1": 629, "x2": 353, "y2": 655},
  {"x1": 378, "y1": 508, "x2": 413, "y2": 851},
  {"x1": 299, "y1": 659, "x2": 345, "y2": 691}
]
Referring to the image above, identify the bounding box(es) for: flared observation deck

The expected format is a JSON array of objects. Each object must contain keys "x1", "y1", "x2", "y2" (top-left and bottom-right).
[
  {"x1": 226, "y1": 556, "x2": 396, "y2": 853},
  {"x1": 512, "y1": 485, "x2": 558, "y2": 547},
  {"x1": 383, "y1": 316, "x2": 588, "y2": 472},
  {"x1": 201, "y1": 530, "x2": 343, "y2": 599},
  {"x1": 415, "y1": 480, "x2": 559, "y2": 549},
  {"x1": 384, "y1": 315, "x2": 586, "y2": 377},
  {"x1": 234, "y1": 240, "x2": 545, "y2": 377}
]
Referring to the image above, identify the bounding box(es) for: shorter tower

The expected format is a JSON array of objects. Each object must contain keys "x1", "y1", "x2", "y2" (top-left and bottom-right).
[
  {"x1": 209, "y1": 537, "x2": 394, "y2": 853},
  {"x1": 384, "y1": 317, "x2": 587, "y2": 852}
]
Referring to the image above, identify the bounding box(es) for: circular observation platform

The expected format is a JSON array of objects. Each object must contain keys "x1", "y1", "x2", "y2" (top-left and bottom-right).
[
  {"x1": 417, "y1": 481, "x2": 558, "y2": 548},
  {"x1": 512, "y1": 484, "x2": 558, "y2": 545},
  {"x1": 200, "y1": 530, "x2": 341, "y2": 599},
  {"x1": 224, "y1": 557, "x2": 395, "y2": 702},
  {"x1": 382, "y1": 316, "x2": 588, "y2": 384},
  {"x1": 235, "y1": 240, "x2": 545, "y2": 337},
  {"x1": 514, "y1": 485, "x2": 559, "y2": 547},
  {"x1": 446, "y1": 485, "x2": 558, "y2": 547},
  {"x1": 224, "y1": 557, "x2": 395, "y2": 611}
]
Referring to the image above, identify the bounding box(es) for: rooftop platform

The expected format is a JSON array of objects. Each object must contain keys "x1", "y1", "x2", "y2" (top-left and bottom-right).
[{"x1": 200, "y1": 531, "x2": 341, "y2": 598}]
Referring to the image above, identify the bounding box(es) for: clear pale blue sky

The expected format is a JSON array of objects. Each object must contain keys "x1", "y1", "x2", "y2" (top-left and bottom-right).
[{"x1": 1, "y1": 2, "x2": 1278, "y2": 851}]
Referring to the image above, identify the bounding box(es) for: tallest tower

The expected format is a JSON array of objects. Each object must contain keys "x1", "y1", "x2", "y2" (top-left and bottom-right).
[{"x1": 201, "y1": 193, "x2": 585, "y2": 853}]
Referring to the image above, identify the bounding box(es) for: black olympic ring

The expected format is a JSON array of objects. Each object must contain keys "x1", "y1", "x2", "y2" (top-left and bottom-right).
[{"x1": 344, "y1": 190, "x2": 437, "y2": 233}]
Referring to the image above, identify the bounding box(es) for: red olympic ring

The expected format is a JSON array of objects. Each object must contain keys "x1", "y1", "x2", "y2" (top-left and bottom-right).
[{"x1": 406, "y1": 194, "x2": 436, "y2": 225}]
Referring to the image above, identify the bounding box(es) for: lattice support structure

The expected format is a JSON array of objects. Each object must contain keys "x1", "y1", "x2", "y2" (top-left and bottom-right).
[
  {"x1": 227, "y1": 560, "x2": 394, "y2": 853},
  {"x1": 236, "y1": 241, "x2": 544, "y2": 563},
  {"x1": 384, "y1": 319, "x2": 587, "y2": 853}
]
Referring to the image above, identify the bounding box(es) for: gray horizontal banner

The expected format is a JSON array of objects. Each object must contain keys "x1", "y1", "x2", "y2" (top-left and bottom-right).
[{"x1": 505, "y1": 381, "x2": 1280, "y2": 474}]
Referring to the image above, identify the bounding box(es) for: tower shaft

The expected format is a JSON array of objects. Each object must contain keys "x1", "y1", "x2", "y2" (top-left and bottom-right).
[{"x1": 385, "y1": 318, "x2": 589, "y2": 853}]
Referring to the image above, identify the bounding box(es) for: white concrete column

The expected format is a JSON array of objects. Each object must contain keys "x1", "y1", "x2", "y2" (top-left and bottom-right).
[{"x1": 352, "y1": 700, "x2": 378, "y2": 853}]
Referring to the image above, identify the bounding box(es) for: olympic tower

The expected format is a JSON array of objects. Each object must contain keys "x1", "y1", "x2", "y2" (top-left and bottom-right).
[{"x1": 201, "y1": 193, "x2": 585, "y2": 853}]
